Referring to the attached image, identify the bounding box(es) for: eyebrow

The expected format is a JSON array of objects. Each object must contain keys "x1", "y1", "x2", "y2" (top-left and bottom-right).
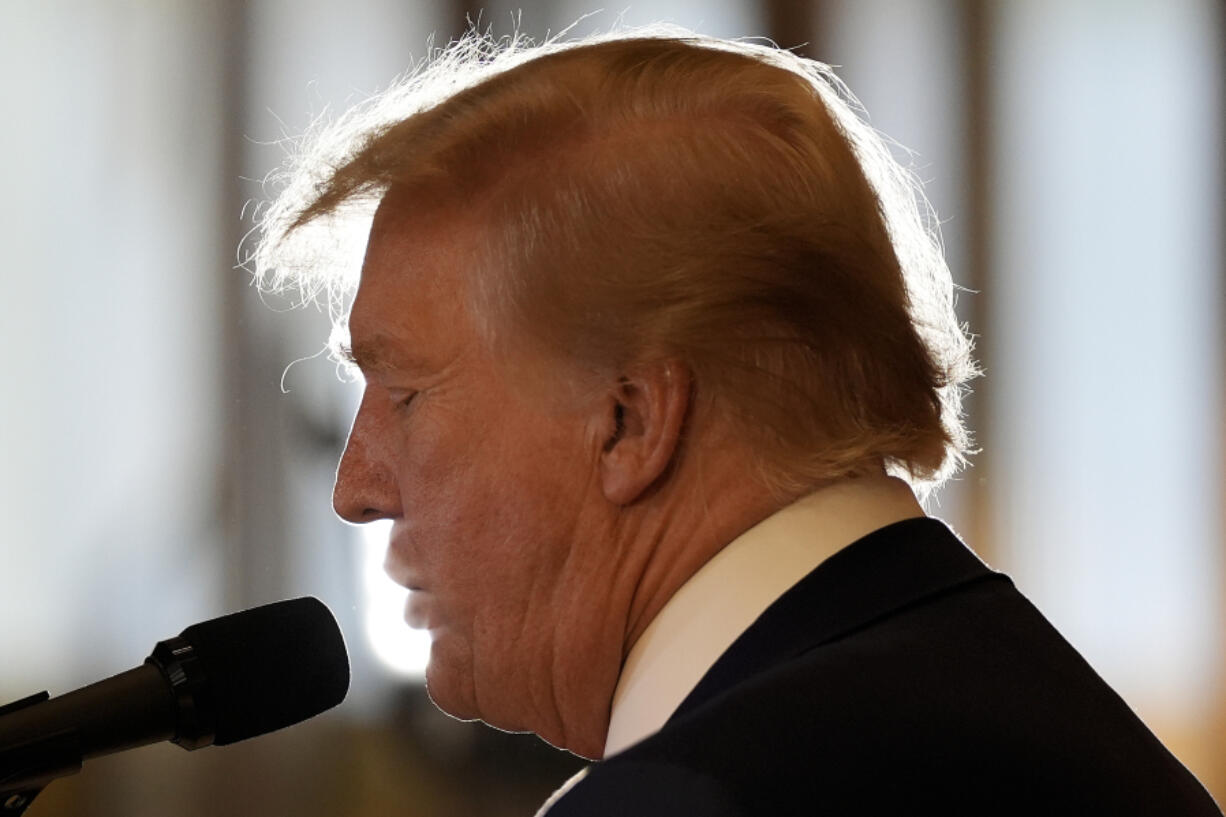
[
  {"x1": 335, "y1": 341, "x2": 362, "y2": 367},
  {"x1": 335, "y1": 335, "x2": 426, "y2": 375},
  {"x1": 336, "y1": 339, "x2": 389, "y2": 373}
]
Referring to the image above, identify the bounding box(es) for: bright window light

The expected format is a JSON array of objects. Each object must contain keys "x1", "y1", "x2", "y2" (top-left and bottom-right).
[{"x1": 360, "y1": 520, "x2": 431, "y2": 679}]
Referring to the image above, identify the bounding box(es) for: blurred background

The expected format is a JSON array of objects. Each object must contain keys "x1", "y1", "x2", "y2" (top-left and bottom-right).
[{"x1": 1, "y1": 0, "x2": 1222, "y2": 814}]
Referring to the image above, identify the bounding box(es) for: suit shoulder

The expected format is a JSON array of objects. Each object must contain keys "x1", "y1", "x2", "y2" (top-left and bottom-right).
[{"x1": 582, "y1": 577, "x2": 1223, "y2": 816}]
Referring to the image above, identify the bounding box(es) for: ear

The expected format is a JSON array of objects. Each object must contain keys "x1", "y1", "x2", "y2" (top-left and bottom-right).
[{"x1": 599, "y1": 359, "x2": 692, "y2": 505}]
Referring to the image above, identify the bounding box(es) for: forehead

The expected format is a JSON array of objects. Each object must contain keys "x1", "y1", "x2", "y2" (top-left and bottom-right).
[{"x1": 347, "y1": 196, "x2": 483, "y2": 368}]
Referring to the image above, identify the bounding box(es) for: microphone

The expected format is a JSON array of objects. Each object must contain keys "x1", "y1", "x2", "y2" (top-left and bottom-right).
[{"x1": 0, "y1": 597, "x2": 349, "y2": 797}]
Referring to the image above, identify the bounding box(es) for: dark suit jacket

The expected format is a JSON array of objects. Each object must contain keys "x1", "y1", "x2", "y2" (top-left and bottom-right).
[{"x1": 547, "y1": 518, "x2": 1222, "y2": 816}]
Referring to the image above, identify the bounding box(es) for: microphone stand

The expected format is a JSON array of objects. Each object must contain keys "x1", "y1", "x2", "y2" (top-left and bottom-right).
[
  {"x1": 0, "y1": 637, "x2": 212, "y2": 816},
  {"x1": 0, "y1": 648, "x2": 187, "y2": 817},
  {"x1": 0, "y1": 691, "x2": 81, "y2": 817}
]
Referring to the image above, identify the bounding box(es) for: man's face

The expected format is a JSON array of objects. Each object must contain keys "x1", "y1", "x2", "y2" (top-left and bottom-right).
[{"x1": 332, "y1": 197, "x2": 625, "y2": 753}]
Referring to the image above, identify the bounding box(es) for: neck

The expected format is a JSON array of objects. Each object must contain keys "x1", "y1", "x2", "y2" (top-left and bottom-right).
[
  {"x1": 617, "y1": 474, "x2": 786, "y2": 656},
  {"x1": 601, "y1": 470, "x2": 925, "y2": 757},
  {"x1": 554, "y1": 451, "x2": 919, "y2": 757}
]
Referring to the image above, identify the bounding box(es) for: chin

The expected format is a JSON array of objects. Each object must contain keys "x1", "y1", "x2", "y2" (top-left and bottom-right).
[
  {"x1": 424, "y1": 653, "x2": 554, "y2": 743},
  {"x1": 422, "y1": 651, "x2": 481, "y2": 723},
  {"x1": 420, "y1": 638, "x2": 604, "y2": 757}
]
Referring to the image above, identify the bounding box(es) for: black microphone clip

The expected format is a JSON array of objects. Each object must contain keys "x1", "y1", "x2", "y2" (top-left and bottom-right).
[{"x1": 148, "y1": 635, "x2": 213, "y2": 751}]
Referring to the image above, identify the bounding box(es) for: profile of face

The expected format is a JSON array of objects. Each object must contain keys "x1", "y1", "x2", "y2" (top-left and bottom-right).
[{"x1": 331, "y1": 195, "x2": 631, "y2": 756}]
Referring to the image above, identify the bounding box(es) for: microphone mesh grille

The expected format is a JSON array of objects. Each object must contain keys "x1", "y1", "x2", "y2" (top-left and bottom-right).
[{"x1": 179, "y1": 597, "x2": 350, "y2": 746}]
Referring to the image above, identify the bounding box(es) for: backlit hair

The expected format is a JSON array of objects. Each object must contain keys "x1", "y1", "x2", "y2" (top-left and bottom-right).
[{"x1": 251, "y1": 26, "x2": 978, "y2": 499}]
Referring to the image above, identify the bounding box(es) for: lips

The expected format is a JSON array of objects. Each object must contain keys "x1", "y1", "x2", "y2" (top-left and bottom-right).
[
  {"x1": 384, "y1": 563, "x2": 421, "y2": 592},
  {"x1": 405, "y1": 589, "x2": 433, "y2": 629},
  {"x1": 384, "y1": 530, "x2": 437, "y2": 629},
  {"x1": 383, "y1": 537, "x2": 423, "y2": 592}
]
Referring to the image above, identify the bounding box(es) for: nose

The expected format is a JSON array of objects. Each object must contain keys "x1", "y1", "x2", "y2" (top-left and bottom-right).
[{"x1": 333, "y1": 393, "x2": 402, "y2": 524}]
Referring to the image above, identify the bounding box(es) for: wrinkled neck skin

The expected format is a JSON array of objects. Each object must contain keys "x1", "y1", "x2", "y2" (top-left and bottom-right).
[{"x1": 548, "y1": 435, "x2": 796, "y2": 759}]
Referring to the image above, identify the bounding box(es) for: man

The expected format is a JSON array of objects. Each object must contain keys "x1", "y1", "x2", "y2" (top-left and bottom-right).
[{"x1": 255, "y1": 30, "x2": 1221, "y2": 815}]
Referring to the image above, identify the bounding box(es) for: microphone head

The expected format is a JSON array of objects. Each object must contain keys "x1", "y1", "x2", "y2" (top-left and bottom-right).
[{"x1": 175, "y1": 597, "x2": 350, "y2": 746}]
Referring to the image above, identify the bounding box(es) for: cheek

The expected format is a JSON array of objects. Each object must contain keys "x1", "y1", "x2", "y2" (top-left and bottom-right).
[
  {"x1": 394, "y1": 403, "x2": 536, "y2": 566},
  {"x1": 398, "y1": 379, "x2": 596, "y2": 604},
  {"x1": 435, "y1": 462, "x2": 587, "y2": 628}
]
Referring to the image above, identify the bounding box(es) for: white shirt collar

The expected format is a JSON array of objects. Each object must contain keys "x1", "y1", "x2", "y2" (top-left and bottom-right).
[{"x1": 602, "y1": 474, "x2": 925, "y2": 758}]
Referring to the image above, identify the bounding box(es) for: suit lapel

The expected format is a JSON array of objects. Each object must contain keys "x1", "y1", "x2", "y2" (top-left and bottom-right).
[{"x1": 669, "y1": 517, "x2": 1002, "y2": 721}]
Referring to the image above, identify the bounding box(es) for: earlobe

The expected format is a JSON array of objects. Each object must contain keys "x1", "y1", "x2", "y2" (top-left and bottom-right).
[{"x1": 599, "y1": 361, "x2": 691, "y2": 506}]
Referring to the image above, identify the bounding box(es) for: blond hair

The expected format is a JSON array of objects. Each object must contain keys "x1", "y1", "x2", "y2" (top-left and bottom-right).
[{"x1": 252, "y1": 27, "x2": 978, "y2": 498}]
